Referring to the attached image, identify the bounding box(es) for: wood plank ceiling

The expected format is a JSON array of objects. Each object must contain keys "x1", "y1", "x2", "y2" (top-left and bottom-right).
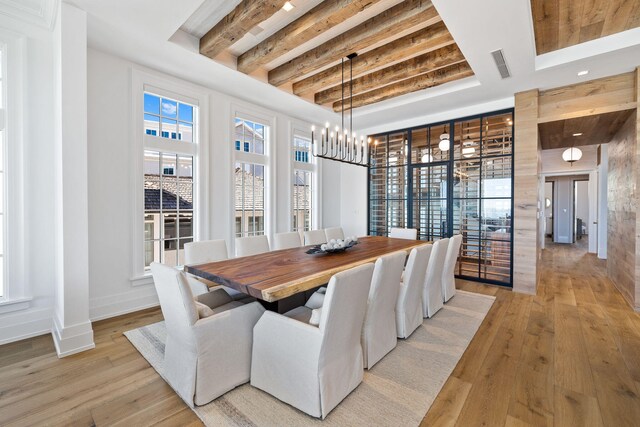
[
  {"x1": 538, "y1": 109, "x2": 634, "y2": 150},
  {"x1": 194, "y1": 0, "x2": 473, "y2": 112},
  {"x1": 531, "y1": 0, "x2": 640, "y2": 55}
]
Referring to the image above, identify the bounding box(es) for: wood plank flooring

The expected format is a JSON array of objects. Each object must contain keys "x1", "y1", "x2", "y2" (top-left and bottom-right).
[
  {"x1": 422, "y1": 239, "x2": 640, "y2": 427},
  {"x1": 1, "y1": 239, "x2": 639, "y2": 426}
]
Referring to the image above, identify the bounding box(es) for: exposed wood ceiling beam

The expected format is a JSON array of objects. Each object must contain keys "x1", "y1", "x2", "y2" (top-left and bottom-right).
[
  {"x1": 237, "y1": 0, "x2": 383, "y2": 74},
  {"x1": 314, "y1": 45, "x2": 464, "y2": 105},
  {"x1": 292, "y1": 21, "x2": 453, "y2": 96},
  {"x1": 268, "y1": 0, "x2": 440, "y2": 87},
  {"x1": 200, "y1": 0, "x2": 288, "y2": 59},
  {"x1": 332, "y1": 62, "x2": 473, "y2": 111}
]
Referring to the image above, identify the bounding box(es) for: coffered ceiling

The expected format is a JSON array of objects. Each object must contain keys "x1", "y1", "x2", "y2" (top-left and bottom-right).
[
  {"x1": 531, "y1": 0, "x2": 640, "y2": 55},
  {"x1": 538, "y1": 109, "x2": 635, "y2": 150},
  {"x1": 183, "y1": 0, "x2": 473, "y2": 112}
]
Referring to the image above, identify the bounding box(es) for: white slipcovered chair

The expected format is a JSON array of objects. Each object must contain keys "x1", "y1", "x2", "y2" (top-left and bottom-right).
[
  {"x1": 396, "y1": 244, "x2": 432, "y2": 339},
  {"x1": 235, "y1": 235, "x2": 270, "y2": 257},
  {"x1": 251, "y1": 263, "x2": 375, "y2": 419},
  {"x1": 324, "y1": 227, "x2": 344, "y2": 241},
  {"x1": 272, "y1": 231, "x2": 302, "y2": 250},
  {"x1": 150, "y1": 263, "x2": 265, "y2": 407},
  {"x1": 389, "y1": 227, "x2": 418, "y2": 240},
  {"x1": 184, "y1": 239, "x2": 246, "y2": 300},
  {"x1": 304, "y1": 229, "x2": 327, "y2": 246},
  {"x1": 422, "y1": 238, "x2": 449, "y2": 318},
  {"x1": 442, "y1": 234, "x2": 463, "y2": 302},
  {"x1": 361, "y1": 251, "x2": 406, "y2": 369}
]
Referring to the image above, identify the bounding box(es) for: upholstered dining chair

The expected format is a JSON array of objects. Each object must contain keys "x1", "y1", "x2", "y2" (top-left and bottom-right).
[
  {"x1": 396, "y1": 244, "x2": 432, "y2": 339},
  {"x1": 361, "y1": 251, "x2": 405, "y2": 369},
  {"x1": 150, "y1": 263, "x2": 265, "y2": 407},
  {"x1": 251, "y1": 263, "x2": 375, "y2": 419},
  {"x1": 422, "y1": 238, "x2": 449, "y2": 318},
  {"x1": 184, "y1": 239, "x2": 247, "y2": 301},
  {"x1": 272, "y1": 231, "x2": 302, "y2": 250},
  {"x1": 442, "y1": 234, "x2": 463, "y2": 302},
  {"x1": 235, "y1": 235, "x2": 270, "y2": 257},
  {"x1": 304, "y1": 229, "x2": 327, "y2": 246},
  {"x1": 324, "y1": 227, "x2": 344, "y2": 241},
  {"x1": 389, "y1": 227, "x2": 418, "y2": 240}
]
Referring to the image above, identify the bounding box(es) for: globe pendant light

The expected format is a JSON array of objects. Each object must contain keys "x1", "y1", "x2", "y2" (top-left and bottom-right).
[
  {"x1": 439, "y1": 126, "x2": 450, "y2": 151},
  {"x1": 562, "y1": 147, "x2": 582, "y2": 164},
  {"x1": 421, "y1": 148, "x2": 433, "y2": 163},
  {"x1": 461, "y1": 122, "x2": 475, "y2": 158}
]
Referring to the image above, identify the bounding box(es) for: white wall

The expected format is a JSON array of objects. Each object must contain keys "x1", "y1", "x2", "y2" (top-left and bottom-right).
[
  {"x1": 0, "y1": 14, "x2": 57, "y2": 344},
  {"x1": 339, "y1": 164, "x2": 367, "y2": 238},
  {"x1": 541, "y1": 145, "x2": 597, "y2": 175},
  {"x1": 597, "y1": 145, "x2": 608, "y2": 259}
]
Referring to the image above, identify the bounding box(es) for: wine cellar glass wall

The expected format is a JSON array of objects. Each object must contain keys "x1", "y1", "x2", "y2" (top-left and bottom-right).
[{"x1": 368, "y1": 109, "x2": 514, "y2": 287}]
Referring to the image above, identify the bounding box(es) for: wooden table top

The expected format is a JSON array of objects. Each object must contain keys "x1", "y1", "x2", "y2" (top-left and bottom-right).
[{"x1": 185, "y1": 236, "x2": 429, "y2": 302}]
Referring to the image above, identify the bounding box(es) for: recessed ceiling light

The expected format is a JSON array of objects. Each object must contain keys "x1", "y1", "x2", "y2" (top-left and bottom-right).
[
  {"x1": 577, "y1": 70, "x2": 589, "y2": 76},
  {"x1": 282, "y1": 1, "x2": 294, "y2": 11},
  {"x1": 573, "y1": 133, "x2": 583, "y2": 137}
]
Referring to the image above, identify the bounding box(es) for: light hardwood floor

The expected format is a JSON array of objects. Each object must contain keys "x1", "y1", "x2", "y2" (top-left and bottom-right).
[
  {"x1": 1, "y1": 240, "x2": 639, "y2": 426},
  {"x1": 422, "y1": 238, "x2": 640, "y2": 427}
]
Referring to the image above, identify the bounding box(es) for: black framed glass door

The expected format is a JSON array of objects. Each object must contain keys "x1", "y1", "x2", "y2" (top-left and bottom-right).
[
  {"x1": 412, "y1": 164, "x2": 449, "y2": 241},
  {"x1": 367, "y1": 109, "x2": 514, "y2": 287}
]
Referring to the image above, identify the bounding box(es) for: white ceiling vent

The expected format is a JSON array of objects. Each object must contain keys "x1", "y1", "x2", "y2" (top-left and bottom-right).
[{"x1": 491, "y1": 49, "x2": 511, "y2": 79}]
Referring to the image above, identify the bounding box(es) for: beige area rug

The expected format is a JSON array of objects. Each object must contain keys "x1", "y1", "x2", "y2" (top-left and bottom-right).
[{"x1": 125, "y1": 290, "x2": 495, "y2": 426}]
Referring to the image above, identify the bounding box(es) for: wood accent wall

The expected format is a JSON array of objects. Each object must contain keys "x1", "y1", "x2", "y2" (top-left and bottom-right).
[
  {"x1": 608, "y1": 113, "x2": 637, "y2": 308},
  {"x1": 530, "y1": 0, "x2": 640, "y2": 55},
  {"x1": 513, "y1": 90, "x2": 540, "y2": 295},
  {"x1": 538, "y1": 72, "x2": 636, "y2": 123}
]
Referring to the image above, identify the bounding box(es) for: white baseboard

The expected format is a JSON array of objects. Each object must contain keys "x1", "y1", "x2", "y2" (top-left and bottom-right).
[
  {"x1": 52, "y1": 314, "x2": 95, "y2": 358},
  {"x1": 0, "y1": 306, "x2": 53, "y2": 345},
  {"x1": 89, "y1": 287, "x2": 159, "y2": 321}
]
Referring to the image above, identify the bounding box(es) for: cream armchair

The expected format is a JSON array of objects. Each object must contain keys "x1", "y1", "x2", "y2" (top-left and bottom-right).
[
  {"x1": 361, "y1": 251, "x2": 405, "y2": 369},
  {"x1": 251, "y1": 264, "x2": 374, "y2": 419},
  {"x1": 184, "y1": 239, "x2": 246, "y2": 301},
  {"x1": 150, "y1": 263, "x2": 265, "y2": 407},
  {"x1": 396, "y1": 244, "x2": 431, "y2": 338},
  {"x1": 423, "y1": 238, "x2": 449, "y2": 318},
  {"x1": 442, "y1": 234, "x2": 463, "y2": 302}
]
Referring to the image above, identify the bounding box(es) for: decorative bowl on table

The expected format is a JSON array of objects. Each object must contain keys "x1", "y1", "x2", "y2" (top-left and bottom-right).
[{"x1": 306, "y1": 237, "x2": 359, "y2": 255}]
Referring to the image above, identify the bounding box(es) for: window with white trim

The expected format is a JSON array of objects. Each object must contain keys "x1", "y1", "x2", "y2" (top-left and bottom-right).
[
  {"x1": 143, "y1": 92, "x2": 197, "y2": 269},
  {"x1": 0, "y1": 47, "x2": 5, "y2": 298},
  {"x1": 234, "y1": 117, "x2": 269, "y2": 237},
  {"x1": 292, "y1": 132, "x2": 316, "y2": 232}
]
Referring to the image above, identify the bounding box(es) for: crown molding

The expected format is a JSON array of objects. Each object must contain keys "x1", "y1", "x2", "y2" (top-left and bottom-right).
[{"x1": 0, "y1": 0, "x2": 58, "y2": 30}]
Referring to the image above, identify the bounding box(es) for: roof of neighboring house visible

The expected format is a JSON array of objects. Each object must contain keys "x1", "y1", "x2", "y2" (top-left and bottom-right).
[{"x1": 144, "y1": 188, "x2": 193, "y2": 211}]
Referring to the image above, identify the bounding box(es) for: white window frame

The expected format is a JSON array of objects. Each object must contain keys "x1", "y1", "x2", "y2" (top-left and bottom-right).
[
  {"x1": 290, "y1": 121, "x2": 321, "y2": 231},
  {"x1": 230, "y1": 105, "x2": 275, "y2": 249},
  {"x1": 130, "y1": 69, "x2": 209, "y2": 285},
  {"x1": 0, "y1": 29, "x2": 27, "y2": 312}
]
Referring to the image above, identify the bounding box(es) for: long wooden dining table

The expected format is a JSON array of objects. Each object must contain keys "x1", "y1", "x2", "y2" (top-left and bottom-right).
[{"x1": 185, "y1": 236, "x2": 428, "y2": 309}]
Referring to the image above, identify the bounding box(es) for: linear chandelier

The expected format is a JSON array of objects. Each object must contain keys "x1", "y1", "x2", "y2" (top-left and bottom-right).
[{"x1": 311, "y1": 53, "x2": 369, "y2": 167}]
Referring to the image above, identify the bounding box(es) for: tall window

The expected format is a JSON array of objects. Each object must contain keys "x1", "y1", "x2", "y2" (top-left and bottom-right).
[
  {"x1": 143, "y1": 92, "x2": 197, "y2": 268},
  {"x1": 292, "y1": 133, "x2": 315, "y2": 232},
  {"x1": 234, "y1": 117, "x2": 268, "y2": 237},
  {"x1": 0, "y1": 48, "x2": 4, "y2": 298}
]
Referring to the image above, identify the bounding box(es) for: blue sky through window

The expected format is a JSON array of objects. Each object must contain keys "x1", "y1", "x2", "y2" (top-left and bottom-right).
[{"x1": 144, "y1": 93, "x2": 159, "y2": 114}]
